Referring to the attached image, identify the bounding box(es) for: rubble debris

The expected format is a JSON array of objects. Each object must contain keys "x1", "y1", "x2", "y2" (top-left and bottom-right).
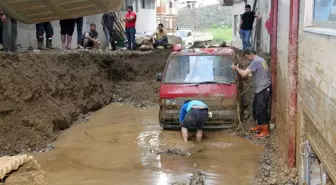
[
  {"x1": 254, "y1": 134, "x2": 299, "y2": 185},
  {"x1": 149, "y1": 148, "x2": 191, "y2": 157},
  {"x1": 189, "y1": 171, "x2": 205, "y2": 185},
  {"x1": 171, "y1": 171, "x2": 205, "y2": 185}
]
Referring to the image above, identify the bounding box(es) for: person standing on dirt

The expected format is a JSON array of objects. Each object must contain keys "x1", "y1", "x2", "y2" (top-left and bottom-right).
[
  {"x1": 151, "y1": 23, "x2": 168, "y2": 49},
  {"x1": 102, "y1": 12, "x2": 116, "y2": 50},
  {"x1": 59, "y1": 18, "x2": 75, "y2": 50},
  {"x1": 83, "y1": 23, "x2": 100, "y2": 49},
  {"x1": 179, "y1": 100, "x2": 209, "y2": 142},
  {"x1": 75, "y1": 17, "x2": 84, "y2": 49},
  {"x1": 0, "y1": 10, "x2": 3, "y2": 50},
  {"x1": 123, "y1": 6, "x2": 137, "y2": 50},
  {"x1": 240, "y1": 4, "x2": 260, "y2": 50},
  {"x1": 36, "y1": 22, "x2": 54, "y2": 50},
  {"x1": 1, "y1": 10, "x2": 17, "y2": 52},
  {"x1": 231, "y1": 48, "x2": 271, "y2": 138}
]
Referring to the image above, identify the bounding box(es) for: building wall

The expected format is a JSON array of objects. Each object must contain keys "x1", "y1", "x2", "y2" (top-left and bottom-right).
[
  {"x1": 230, "y1": 0, "x2": 270, "y2": 52},
  {"x1": 296, "y1": 0, "x2": 336, "y2": 182},
  {"x1": 177, "y1": 4, "x2": 232, "y2": 31},
  {"x1": 156, "y1": 0, "x2": 178, "y2": 34},
  {"x1": 275, "y1": 0, "x2": 291, "y2": 160},
  {"x1": 136, "y1": 8, "x2": 157, "y2": 34},
  {"x1": 156, "y1": 0, "x2": 167, "y2": 13}
]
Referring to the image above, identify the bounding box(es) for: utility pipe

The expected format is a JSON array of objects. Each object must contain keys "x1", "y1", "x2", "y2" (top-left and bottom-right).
[
  {"x1": 270, "y1": 0, "x2": 278, "y2": 124},
  {"x1": 287, "y1": 0, "x2": 300, "y2": 168}
]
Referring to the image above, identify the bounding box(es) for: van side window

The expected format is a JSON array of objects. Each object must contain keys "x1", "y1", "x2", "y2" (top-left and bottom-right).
[{"x1": 187, "y1": 32, "x2": 192, "y2": 37}]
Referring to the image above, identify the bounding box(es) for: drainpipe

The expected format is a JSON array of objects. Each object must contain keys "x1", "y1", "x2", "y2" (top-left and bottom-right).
[
  {"x1": 287, "y1": 0, "x2": 300, "y2": 168},
  {"x1": 270, "y1": 0, "x2": 278, "y2": 124}
]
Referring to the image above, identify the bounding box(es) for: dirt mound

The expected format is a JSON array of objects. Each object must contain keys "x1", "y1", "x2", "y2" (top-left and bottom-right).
[
  {"x1": 255, "y1": 134, "x2": 299, "y2": 185},
  {"x1": 0, "y1": 50, "x2": 171, "y2": 156}
]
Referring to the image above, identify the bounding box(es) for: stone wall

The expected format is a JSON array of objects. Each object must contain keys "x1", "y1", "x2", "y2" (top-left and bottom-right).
[{"x1": 176, "y1": 5, "x2": 232, "y2": 30}]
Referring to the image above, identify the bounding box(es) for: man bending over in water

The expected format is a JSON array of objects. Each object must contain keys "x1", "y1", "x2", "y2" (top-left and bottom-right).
[{"x1": 179, "y1": 100, "x2": 209, "y2": 142}]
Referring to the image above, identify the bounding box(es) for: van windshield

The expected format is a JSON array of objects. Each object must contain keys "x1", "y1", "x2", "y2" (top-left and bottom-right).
[{"x1": 163, "y1": 55, "x2": 235, "y2": 84}]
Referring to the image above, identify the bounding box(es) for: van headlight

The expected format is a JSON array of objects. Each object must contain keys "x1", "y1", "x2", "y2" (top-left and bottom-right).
[{"x1": 165, "y1": 99, "x2": 177, "y2": 106}]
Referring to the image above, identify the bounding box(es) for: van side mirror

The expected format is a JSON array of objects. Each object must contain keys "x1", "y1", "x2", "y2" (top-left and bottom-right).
[{"x1": 156, "y1": 73, "x2": 162, "y2": 82}]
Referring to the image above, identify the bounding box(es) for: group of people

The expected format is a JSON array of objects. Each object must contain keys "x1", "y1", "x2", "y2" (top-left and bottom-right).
[
  {"x1": 180, "y1": 4, "x2": 271, "y2": 142},
  {"x1": 0, "y1": 5, "x2": 142, "y2": 52},
  {"x1": 179, "y1": 48, "x2": 272, "y2": 142},
  {"x1": 0, "y1": 12, "x2": 99, "y2": 51}
]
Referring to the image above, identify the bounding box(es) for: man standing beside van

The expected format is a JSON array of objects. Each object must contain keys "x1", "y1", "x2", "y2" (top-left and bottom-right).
[
  {"x1": 231, "y1": 48, "x2": 272, "y2": 138},
  {"x1": 240, "y1": 4, "x2": 260, "y2": 50}
]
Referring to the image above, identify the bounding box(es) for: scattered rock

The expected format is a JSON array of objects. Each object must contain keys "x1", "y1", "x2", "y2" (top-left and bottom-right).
[
  {"x1": 189, "y1": 171, "x2": 205, "y2": 185},
  {"x1": 254, "y1": 134, "x2": 299, "y2": 185},
  {"x1": 149, "y1": 148, "x2": 191, "y2": 157}
]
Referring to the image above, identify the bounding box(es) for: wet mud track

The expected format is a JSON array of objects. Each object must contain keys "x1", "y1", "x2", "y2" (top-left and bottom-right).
[{"x1": 33, "y1": 103, "x2": 263, "y2": 185}]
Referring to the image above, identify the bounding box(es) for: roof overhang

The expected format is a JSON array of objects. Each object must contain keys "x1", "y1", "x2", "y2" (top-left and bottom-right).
[{"x1": 221, "y1": 0, "x2": 245, "y2": 6}]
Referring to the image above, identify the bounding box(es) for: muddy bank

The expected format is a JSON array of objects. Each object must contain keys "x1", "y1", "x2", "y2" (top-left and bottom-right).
[
  {"x1": 255, "y1": 134, "x2": 299, "y2": 185},
  {"x1": 0, "y1": 50, "x2": 170, "y2": 156}
]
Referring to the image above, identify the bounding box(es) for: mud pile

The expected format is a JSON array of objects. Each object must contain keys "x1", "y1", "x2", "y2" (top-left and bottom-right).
[
  {"x1": 255, "y1": 134, "x2": 299, "y2": 185},
  {"x1": 0, "y1": 50, "x2": 170, "y2": 156}
]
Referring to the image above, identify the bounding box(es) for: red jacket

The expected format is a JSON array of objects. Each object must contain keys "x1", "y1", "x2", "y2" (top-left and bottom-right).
[{"x1": 125, "y1": 11, "x2": 137, "y2": 29}]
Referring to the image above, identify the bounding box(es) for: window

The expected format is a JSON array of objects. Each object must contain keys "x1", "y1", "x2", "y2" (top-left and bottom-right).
[
  {"x1": 169, "y1": 2, "x2": 173, "y2": 8},
  {"x1": 163, "y1": 55, "x2": 235, "y2": 84},
  {"x1": 140, "y1": 0, "x2": 155, "y2": 9},
  {"x1": 157, "y1": 0, "x2": 161, "y2": 7},
  {"x1": 312, "y1": 0, "x2": 336, "y2": 29}
]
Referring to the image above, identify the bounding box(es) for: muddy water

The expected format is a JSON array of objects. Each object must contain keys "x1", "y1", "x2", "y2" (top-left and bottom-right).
[{"x1": 33, "y1": 103, "x2": 263, "y2": 185}]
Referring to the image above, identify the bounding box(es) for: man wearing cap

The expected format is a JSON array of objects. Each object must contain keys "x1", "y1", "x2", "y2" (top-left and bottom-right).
[{"x1": 179, "y1": 100, "x2": 209, "y2": 142}]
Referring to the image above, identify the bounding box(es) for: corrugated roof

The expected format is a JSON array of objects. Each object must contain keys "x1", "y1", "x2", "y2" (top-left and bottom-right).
[{"x1": 0, "y1": 0, "x2": 123, "y2": 24}]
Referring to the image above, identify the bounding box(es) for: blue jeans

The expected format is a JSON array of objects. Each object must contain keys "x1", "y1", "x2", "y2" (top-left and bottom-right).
[
  {"x1": 75, "y1": 17, "x2": 83, "y2": 45},
  {"x1": 2, "y1": 17, "x2": 17, "y2": 52},
  {"x1": 125, "y1": 27, "x2": 136, "y2": 49},
  {"x1": 240, "y1": 29, "x2": 251, "y2": 50}
]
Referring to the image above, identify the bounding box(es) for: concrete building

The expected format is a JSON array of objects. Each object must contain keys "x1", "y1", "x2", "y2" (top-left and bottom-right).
[
  {"x1": 156, "y1": 0, "x2": 178, "y2": 34},
  {"x1": 15, "y1": 0, "x2": 157, "y2": 49},
  {"x1": 224, "y1": 0, "x2": 336, "y2": 184}
]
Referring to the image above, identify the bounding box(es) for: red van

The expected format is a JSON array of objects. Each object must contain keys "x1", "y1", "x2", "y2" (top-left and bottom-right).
[{"x1": 156, "y1": 46, "x2": 243, "y2": 129}]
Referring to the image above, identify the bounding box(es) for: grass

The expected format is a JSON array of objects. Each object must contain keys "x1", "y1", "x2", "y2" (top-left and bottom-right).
[{"x1": 208, "y1": 27, "x2": 233, "y2": 42}]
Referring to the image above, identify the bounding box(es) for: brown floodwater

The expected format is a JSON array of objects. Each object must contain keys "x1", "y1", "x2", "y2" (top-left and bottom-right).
[{"x1": 33, "y1": 103, "x2": 263, "y2": 185}]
